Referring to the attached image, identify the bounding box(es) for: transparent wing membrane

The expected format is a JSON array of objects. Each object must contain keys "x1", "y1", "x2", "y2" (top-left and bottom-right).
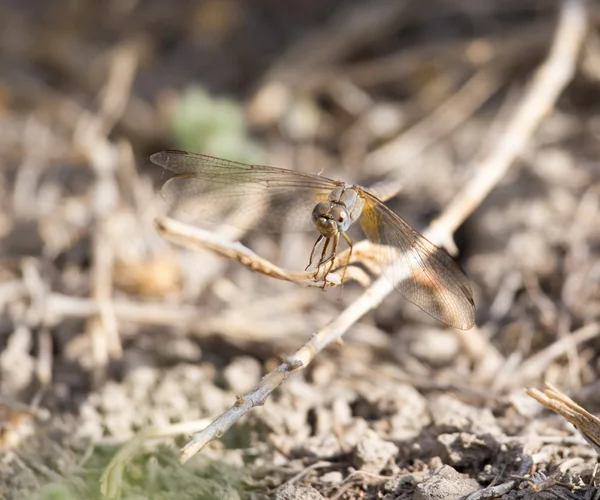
[
  {"x1": 359, "y1": 190, "x2": 475, "y2": 330},
  {"x1": 154, "y1": 151, "x2": 336, "y2": 232}
]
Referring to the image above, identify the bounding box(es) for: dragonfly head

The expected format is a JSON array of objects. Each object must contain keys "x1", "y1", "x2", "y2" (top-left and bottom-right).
[{"x1": 312, "y1": 202, "x2": 350, "y2": 237}]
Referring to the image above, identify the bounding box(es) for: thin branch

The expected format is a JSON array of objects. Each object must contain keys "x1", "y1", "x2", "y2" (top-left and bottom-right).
[
  {"x1": 367, "y1": 65, "x2": 504, "y2": 172},
  {"x1": 45, "y1": 290, "x2": 320, "y2": 345},
  {"x1": 465, "y1": 454, "x2": 533, "y2": 499},
  {"x1": 507, "y1": 322, "x2": 600, "y2": 387},
  {"x1": 465, "y1": 480, "x2": 516, "y2": 500},
  {"x1": 178, "y1": 0, "x2": 588, "y2": 463},
  {"x1": 73, "y1": 42, "x2": 141, "y2": 382},
  {"x1": 429, "y1": 0, "x2": 588, "y2": 245},
  {"x1": 155, "y1": 217, "x2": 342, "y2": 288}
]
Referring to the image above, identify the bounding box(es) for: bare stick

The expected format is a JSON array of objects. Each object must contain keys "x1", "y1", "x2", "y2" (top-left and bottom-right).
[
  {"x1": 247, "y1": 0, "x2": 408, "y2": 126},
  {"x1": 429, "y1": 0, "x2": 588, "y2": 243},
  {"x1": 505, "y1": 322, "x2": 600, "y2": 386},
  {"x1": 155, "y1": 217, "x2": 342, "y2": 288},
  {"x1": 527, "y1": 382, "x2": 600, "y2": 455},
  {"x1": 367, "y1": 65, "x2": 504, "y2": 172},
  {"x1": 75, "y1": 43, "x2": 141, "y2": 381},
  {"x1": 178, "y1": 0, "x2": 588, "y2": 463},
  {"x1": 155, "y1": 216, "x2": 389, "y2": 291}
]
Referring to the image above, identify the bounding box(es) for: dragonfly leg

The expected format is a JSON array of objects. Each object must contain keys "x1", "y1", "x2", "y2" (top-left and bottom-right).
[
  {"x1": 314, "y1": 237, "x2": 331, "y2": 281},
  {"x1": 321, "y1": 233, "x2": 340, "y2": 290},
  {"x1": 306, "y1": 235, "x2": 324, "y2": 271},
  {"x1": 340, "y1": 232, "x2": 353, "y2": 285}
]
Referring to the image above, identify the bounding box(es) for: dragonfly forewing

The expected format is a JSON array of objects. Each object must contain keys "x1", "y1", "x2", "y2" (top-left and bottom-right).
[{"x1": 153, "y1": 151, "x2": 336, "y2": 233}]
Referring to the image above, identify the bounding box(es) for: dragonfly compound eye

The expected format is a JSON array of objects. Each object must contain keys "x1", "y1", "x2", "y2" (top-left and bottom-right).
[
  {"x1": 312, "y1": 202, "x2": 331, "y2": 223},
  {"x1": 331, "y1": 206, "x2": 350, "y2": 231}
]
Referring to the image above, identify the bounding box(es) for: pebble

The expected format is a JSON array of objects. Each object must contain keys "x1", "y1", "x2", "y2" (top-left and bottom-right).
[
  {"x1": 415, "y1": 464, "x2": 479, "y2": 500},
  {"x1": 351, "y1": 428, "x2": 399, "y2": 474}
]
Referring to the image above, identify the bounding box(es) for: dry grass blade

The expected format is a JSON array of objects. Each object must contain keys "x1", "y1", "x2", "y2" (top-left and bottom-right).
[
  {"x1": 501, "y1": 323, "x2": 600, "y2": 388},
  {"x1": 527, "y1": 382, "x2": 600, "y2": 455}
]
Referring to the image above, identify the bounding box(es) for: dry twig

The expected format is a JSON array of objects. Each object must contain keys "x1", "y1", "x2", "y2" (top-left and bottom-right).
[
  {"x1": 429, "y1": 0, "x2": 588, "y2": 247},
  {"x1": 74, "y1": 42, "x2": 141, "y2": 382},
  {"x1": 156, "y1": 216, "x2": 379, "y2": 290},
  {"x1": 367, "y1": 65, "x2": 504, "y2": 172},
  {"x1": 465, "y1": 455, "x2": 532, "y2": 499},
  {"x1": 527, "y1": 382, "x2": 600, "y2": 456},
  {"x1": 155, "y1": 217, "x2": 341, "y2": 288},
  {"x1": 503, "y1": 322, "x2": 600, "y2": 387},
  {"x1": 247, "y1": 0, "x2": 409, "y2": 126}
]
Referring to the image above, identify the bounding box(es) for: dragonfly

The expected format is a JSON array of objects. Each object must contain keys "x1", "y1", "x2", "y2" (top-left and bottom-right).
[{"x1": 151, "y1": 150, "x2": 475, "y2": 330}]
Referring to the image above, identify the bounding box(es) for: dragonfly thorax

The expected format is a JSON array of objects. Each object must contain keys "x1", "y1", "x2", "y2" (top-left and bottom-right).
[{"x1": 312, "y1": 201, "x2": 351, "y2": 237}]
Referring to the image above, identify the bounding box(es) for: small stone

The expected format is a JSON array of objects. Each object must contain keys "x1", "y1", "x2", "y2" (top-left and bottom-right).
[
  {"x1": 415, "y1": 464, "x2": 479, "y2": 500},
  {"x1": 436, "y1": 432, "x2": 499, "y2": 469},
  {"x1": 320, "y1": 471, "x2": 343, "y2": 484},
  {"x1": 295, "y1": 433, "x2": 341, "y2": 458},
  {"x1": 407, "y1": 327, "x2": 460, "y2": 367},
  {"x1": 429, "y1": 394, "x2": 501, "y2": 436},
  {"x1": 351, "y1": 428, "x2": 399, "y2": 474},
  {"x1": 353, "y1": 382, "x2": 429, "y2": 441},
  {"x1": 334, "y1": 417, "x2": 368, "y2": 450},
  {"x1": 161, "y1": 337, "x2": 202, "y2": 363},
  {"x1": 222, "y1": 356, "x2": 262, "y2": 394},
  {"x1": 275, "y1": 483, "x2": 325, "y2": 500}
]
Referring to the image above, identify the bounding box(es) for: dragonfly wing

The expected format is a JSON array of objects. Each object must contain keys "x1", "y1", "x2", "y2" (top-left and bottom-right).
[
  {"x1": 152, "y1": 151, "x2": 337, "y2": 233},
  {"x1": 359, "y1": 191, "x2": 475, "y2": 330}
]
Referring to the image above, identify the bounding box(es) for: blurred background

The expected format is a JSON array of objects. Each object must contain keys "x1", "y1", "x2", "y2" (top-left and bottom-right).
[{"x1": 1, "y1": 0, "x2": 600, "y2": 498}]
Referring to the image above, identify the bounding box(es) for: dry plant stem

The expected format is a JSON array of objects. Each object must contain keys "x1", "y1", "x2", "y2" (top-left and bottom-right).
[
  {"x1": 347, "y1": 21, "x2": 555, "y2": 87},
  {"x1": 279, "y1": 460, "x2": 333, "y2": 488},
  {"x1": 97, "y1": 42, "x2": 139, "y2": 135},
  {"x1": 155, "y1": 217, "x2": 341, "y2": 288},
  {"x1": 505, "y1": 322, "x2": 600, "y2": 386},
  {"x1": 465, "y1": 455, "x2": 532, "y2": 499},
  {"x1": 367, "y1": 65, "x2": 503, "y2": 171},
  {"x1": 81, "y1": 46, "x2": 145, "y2": 382},
  {"x1": 257, "y1": 1, "x2": 408, "y2": 84},
  {"x1": 181, "y1": 296, "x2": 382, "y2": 461},
  {"x1": 247, "y1": 1, "x2": 408, "y2": 126},
  {"x1": 465, "y1": 480, "x2": 515, "y2": 500},
  {"x1": 21, "y1": 260, "x2": 53, "y2": 389},
  {"x1": 527, "y1": 382, "x2": 600, "y2": 455},
  {"x1": 429, "y1": 0, "x2": 588, "y2": 242},
  {"x1": 179, "y1": 0, "x2": 588, "y2": 463},
  {"x1": 35, "y1": 328, "x2": 52, "y2": 389},
  {"x1": 155, "y1": 215, "x2": 374, "y2": 290},
  {"x1": 44, "y1": 290, "x2": 321, "y2": 348},
  {"x1": 78, "y1": 44, "x2": 140, "y2": 379}
]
